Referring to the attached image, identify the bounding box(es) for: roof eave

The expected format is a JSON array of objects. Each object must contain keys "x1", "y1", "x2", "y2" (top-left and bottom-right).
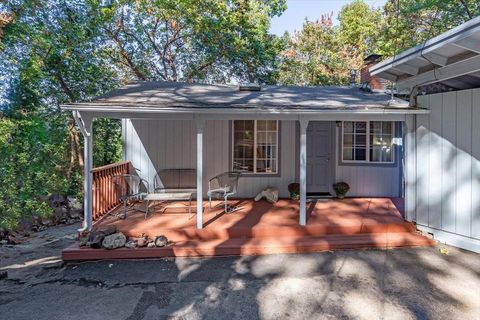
[
  {"x1": 370, "y1": 16, "x2": 480, "y2": 76},
  {"x1": 61, "y1": 104, "x2": 426, "y2": 115}
]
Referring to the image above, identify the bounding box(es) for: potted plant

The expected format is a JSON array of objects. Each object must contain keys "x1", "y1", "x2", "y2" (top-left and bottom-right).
[
  {"x1": 333, "y1": 182, "x2": 350, "y2": 199},
  {"x1": 288, "y1": 183, "x2": 300, "y2": 200}
]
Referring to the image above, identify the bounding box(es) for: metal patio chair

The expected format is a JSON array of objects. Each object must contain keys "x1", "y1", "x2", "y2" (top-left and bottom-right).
[
  {"x1": 207, "y1": 171, "x2": 242, "y2": 214},
  {"x1": 112, "y1": 174, "x2": 149, "y2": 219}
]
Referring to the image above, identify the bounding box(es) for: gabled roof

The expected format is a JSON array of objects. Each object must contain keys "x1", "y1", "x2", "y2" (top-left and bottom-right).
[
  {"x1": 371, "y1": 16, "x2": 480, "y2": 93},
  {"x1": 63, "y1": 81, "x2": 422, "y2": 115}
]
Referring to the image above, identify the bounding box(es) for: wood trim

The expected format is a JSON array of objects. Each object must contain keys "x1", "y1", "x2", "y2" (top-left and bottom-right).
[{"x1": 91, "y1": 160, "x2": 130, "y2": 173}]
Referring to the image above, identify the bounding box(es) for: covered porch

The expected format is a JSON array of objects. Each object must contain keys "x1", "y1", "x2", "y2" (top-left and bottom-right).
[
  {"x1": 62, "y1": 197, "x2": 435, "y2": 261},
  {"x1": 63, "y1": 82, "x2": 429, "y2": 233}
]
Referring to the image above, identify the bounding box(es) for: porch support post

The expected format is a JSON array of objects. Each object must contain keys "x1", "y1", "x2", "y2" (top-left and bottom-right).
[
  {"x1": 195, "y1": 119, "x2": 205, "y2": 229},
  {"x1": 299, "y1": 119, "x2": 309, "y2": 226},
  {"x1": 73, "y1": 111, "x2": 94, "y2": 232}
]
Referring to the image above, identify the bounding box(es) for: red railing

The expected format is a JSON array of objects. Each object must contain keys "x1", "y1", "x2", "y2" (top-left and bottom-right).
[{"x1": 92, "y1": 161, "x2": 130, "y2": 222}]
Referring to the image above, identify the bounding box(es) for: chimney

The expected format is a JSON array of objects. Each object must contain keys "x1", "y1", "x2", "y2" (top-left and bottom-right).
[{"x1": 361, "y1": 54, "x2": 387, "y2": 92}]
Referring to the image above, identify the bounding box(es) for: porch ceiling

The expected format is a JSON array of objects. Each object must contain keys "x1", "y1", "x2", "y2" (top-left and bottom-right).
[{"x1": 61, "y1": 81, "x2": 427, "y2": 118}]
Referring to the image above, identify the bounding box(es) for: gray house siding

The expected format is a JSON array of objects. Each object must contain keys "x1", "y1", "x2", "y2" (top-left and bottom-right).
[
  {"x1": 123, "y1": 119, "x2": 297, "y2": 198},
  {"x1": 334, "y1": 123, "x2": 402, "y2": 197},
  {"x1": 122, "y1": 119, "x2": 402, "y2": 199},
  {"x1": 406, "y1": 89, "x2": 480, "y2": 253}
]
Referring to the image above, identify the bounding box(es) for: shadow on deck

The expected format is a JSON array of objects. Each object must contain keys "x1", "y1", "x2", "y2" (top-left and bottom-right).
[{"x1": 63, "y1": 198, "x2": 434, "y2": 261}]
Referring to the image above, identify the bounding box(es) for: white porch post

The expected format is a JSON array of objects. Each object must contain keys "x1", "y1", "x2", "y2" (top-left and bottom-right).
[
  {"x1": 195, "y1": 119, "x2": 205, "y2": 229},
  {"x1": 299, "y1": 119, "x2": 309, "y2": 226},
  {"x1": 73, "y1": 111, "x2": 93, "y2": 232}
]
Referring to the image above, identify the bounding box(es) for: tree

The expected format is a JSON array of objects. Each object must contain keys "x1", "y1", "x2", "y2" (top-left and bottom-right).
[
  {"x1": 338, "y1": 0, "x2": 383, "y2": 59},
  {"x1": 0, "y1": 0, "x2": 286, "y2": 230},
  {"x1": 377, "y1": 0, "x2": 480, "y2": 56},
  {"x1": 95, "y1": 0, "x2": 286, "y2": 83},
  {"x1": 277, "y1": 14, "x2": 359, "y2": 86}
]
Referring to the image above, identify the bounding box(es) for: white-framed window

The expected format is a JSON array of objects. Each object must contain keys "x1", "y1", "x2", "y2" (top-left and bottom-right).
[
  {"x1": 342, "y1": 121, "x2": 394, "y2": 163},
  {"x1": 232, "y1": 120, "x2": 278, "y2": 174}
]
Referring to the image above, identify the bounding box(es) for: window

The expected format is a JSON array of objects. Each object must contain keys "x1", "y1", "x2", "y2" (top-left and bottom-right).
[
  {"x1": 342, "y1": 121, "x2": 394, "y2": 163},
  {"x1": 233, "y1": 120, "x2": 278, "y2": 174}
]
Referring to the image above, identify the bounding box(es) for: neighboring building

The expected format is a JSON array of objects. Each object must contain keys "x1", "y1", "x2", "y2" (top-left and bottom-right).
[{"x1": 371, "y1": 16, "x2": 480, "y2": 253}]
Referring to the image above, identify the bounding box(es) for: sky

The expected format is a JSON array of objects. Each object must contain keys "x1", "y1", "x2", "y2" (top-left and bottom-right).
[{"x1": 270, "y1": 0, "x2": 388, "y2": 36}]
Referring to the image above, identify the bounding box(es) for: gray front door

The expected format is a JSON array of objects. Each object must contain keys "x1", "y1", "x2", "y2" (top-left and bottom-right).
[{"x1": 306, "y1": 121, "x2": 333, "y2": 193}]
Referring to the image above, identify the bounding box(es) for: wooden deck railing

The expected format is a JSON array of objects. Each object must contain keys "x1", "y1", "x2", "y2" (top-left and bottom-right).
[{"x1": 92, "y1": 161, "x2": 130, "y2": 222}]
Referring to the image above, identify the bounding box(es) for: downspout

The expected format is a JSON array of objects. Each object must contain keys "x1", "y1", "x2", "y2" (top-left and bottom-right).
[{"x1": 73, "y1": 111, "x2": 94, "y2": 233}]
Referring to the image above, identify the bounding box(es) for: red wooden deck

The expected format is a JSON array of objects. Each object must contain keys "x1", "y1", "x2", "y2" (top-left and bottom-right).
[{"x1": 63, "y1": 198, "x2": 434, "y2": 261}]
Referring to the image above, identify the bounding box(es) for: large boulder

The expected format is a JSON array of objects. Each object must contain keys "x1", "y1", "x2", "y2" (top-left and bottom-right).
[
  {"x1": 102, "y1": 232, "x2": 126, "y2": 249},
  {"x1": 87, "y1": 226, "x2": 117, "y2": 248}
]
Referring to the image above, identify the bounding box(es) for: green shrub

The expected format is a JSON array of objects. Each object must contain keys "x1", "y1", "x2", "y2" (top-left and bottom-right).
[{"x1": 0, "y1": 114, "x2": 71, "y2": 230}]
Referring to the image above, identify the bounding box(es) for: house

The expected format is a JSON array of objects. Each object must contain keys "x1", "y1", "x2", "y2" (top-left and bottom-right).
[
  {"x1": 371, "y1": 16, "x2": 480, "y2": 253},
  {"x1": 61, "y1": 16, "x2": 480, "y2": 259}
]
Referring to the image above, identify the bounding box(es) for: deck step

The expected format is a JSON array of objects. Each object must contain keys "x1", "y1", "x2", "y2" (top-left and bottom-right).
[
  {"x1": 62, "y1": 232, "x2": 435, "y2": 261},
  {"x1": 121, "y1": 221, "x2": 416, "y2": 241}
]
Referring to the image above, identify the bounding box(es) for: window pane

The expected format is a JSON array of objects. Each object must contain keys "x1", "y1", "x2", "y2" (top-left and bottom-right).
[
  {"x1": 343, "y1": 148, "x2": 353, "y2": 160},
  {"x1": 382, "y1": 122, "x2": 392, "y2": 133},
  {"x1": 369, "y1": 121, "x2": 393, "y2": 162},
  {"x1": 370, "y1": 146, "x2": 392, "y2": 162},
  {"x1": 257, "y1": 132, "x2": 267, "y2": 144},
  {"x1": 266, "y1": 132, "x2": 276, "y2": 144},
  {"x1": 354, "y1": 148, "x2": 366, "y2": 161},
  {"x1": 370, "y1": 121, "x2": 381, "y2": 133},
  {"x1": 257, "y1": 160, "x2": 276, "y2": 173},
  {"x1": 355, "y1": 134, "x2": 366, "y2": 146},
  {"x1": 233, "y1": 120, "x2": 254, "y2": 173},
  {"x1": 344, "y1": 134, "x2": 354, "y2": 147},
  {"x1": 257, "y1": 120, "x2": 267, "y2": 131},
  {"x1": 355, "y1": 122, "x2": 366, "y2": 133},
  {"x1": 344, "y1": 121, "x2": 354, "y2": 133},
  {"x1": 267, "y1": 120, "x2": 277, "y2": 130}
]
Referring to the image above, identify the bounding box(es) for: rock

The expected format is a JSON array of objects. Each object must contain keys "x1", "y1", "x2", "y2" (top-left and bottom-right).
[
  {"x1": 254, "y1": 187, "x2": 279, "y2": 203},
  {"x1": 102, "y1": 232, "x2": 126, "y2": 249},
  {"x1": 125, "y1": 240, "x2": 137, "y2": 248},
  {"x1": 131, "y1": 236, "x2": 148, "y2": 247},
  {"x1": 0, "y1": 240, "x2": 7, "y2": 245},
  {"x1": 41, "y1": 217, "x2": 52, "y2": 226},
  {"x1": 7, "y1": 234, "x2": 22, "y2": 245},
  {"x1": 154, "y1": 235, "x2": 168, "y2": 247},
  {"x1": 68, "y1": 209, "x2": 82, "y2": 219},
  {"x1": 67, "y1": 196, "x2": 83, "y2": 210},
  {"x1": 79, "y1": 235, "x2": 89, "y2": 247},
  {"x1": 49, "y1": 194, "x2": 65, "y2": 207},
  {"x1": 147, "y1": 242, "x2": 155, "y2": 248},
  {"x1": 87, "y1": 226, "x2": 117, "y2": 248}
]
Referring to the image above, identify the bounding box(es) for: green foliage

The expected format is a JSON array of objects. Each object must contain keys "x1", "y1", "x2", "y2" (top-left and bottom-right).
[
  {"x1": 277, "y1": 14, "x2": 356, "y2": 86},
  {"x1": 333, "y1": 182, "x2": 350, "y2": 196},
  {"x1": 92, "y1": 0, "x2": 286, "y2": 83},
  {"x1": 377, "y1": 0, "x2": 480, "y2": 56},
  {"x1": 0, "y1": 113, "x2": 76, "y2": 230},
  {"x1": 338, "y1": 0, "x2": 383, "y2": 57},
  {"x1": 93, "y1": 119, "x2": 122, "y2": 167}
]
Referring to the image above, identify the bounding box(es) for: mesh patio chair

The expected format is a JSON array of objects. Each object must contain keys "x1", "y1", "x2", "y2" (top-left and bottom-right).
[
  {"x1": 112, "y1": 174, "x2": 149, "y2": 219},
  {"x1": 207, "y1": 171, "x2": 242, "y2": 214}
]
